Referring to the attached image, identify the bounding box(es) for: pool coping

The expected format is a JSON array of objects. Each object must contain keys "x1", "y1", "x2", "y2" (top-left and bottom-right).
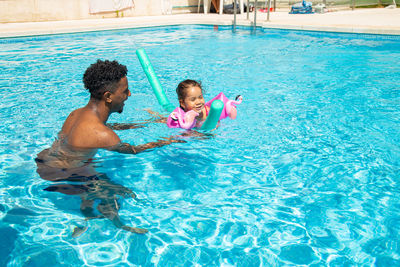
[{"x1": 1, "y1": 9, "x2": 400, "y2": 38}]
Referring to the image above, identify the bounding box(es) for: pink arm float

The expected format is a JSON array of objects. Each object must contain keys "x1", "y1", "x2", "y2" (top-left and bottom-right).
[
  {"x1": 167, "y1": 107, "x2": 199, "y2": 129},
  {"x1": 205, "y1": 92, "x2": 242, "y2": 120}
]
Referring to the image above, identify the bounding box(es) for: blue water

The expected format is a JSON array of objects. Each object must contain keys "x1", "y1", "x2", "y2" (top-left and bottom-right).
[{"x1": 1, "y1": 25, "x2": 400, "y2": 266}]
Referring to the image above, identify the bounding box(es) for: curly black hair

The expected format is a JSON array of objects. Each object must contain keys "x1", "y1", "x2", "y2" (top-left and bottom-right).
[{"x1": 83, "y1": 59, "x2": 128, "y2": 99}]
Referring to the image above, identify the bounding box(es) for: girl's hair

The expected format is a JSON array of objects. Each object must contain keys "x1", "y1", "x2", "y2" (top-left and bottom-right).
[{"x1": 176, "y1": 79, "x2": 203, "y2": 100}]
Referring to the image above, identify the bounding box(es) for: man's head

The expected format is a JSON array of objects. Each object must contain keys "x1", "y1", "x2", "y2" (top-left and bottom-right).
[
  {"x1": 83, "y1": 59, "x2": 128, "y2": 100},
  {"x1": 83, "y1": 60, "x2": 130, "y2": 113}
]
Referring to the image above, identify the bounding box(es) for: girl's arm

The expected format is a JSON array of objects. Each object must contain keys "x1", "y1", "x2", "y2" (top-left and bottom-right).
[
  {"x1": 198, "y1": 106, "x2": 210, "y2": 120},
  {"x1": 144, "y1": 108, "x2": 168, "y2": 123}
]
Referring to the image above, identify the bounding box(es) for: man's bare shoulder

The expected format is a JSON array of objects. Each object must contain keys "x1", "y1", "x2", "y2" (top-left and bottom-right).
[
  {"x1": 61, "y1": 107, "x2": 86, "y2": 133},
  {"x1": 66, "y1": 109, "x2": 121, "y2": 149}
]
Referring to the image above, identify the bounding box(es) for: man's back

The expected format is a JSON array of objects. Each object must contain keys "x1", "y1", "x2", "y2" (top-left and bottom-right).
[
  {"x1": 60, "y1": 106, "x2": 119, "y2": 149},
  {"x1": 36, "y1": 106, "x2": 116, "y2": 170}
]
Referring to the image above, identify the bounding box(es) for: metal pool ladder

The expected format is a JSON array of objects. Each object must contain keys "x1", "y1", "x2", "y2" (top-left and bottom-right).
[{"x1": 233, "y1": 0, "x2": 258, "y2": 33}]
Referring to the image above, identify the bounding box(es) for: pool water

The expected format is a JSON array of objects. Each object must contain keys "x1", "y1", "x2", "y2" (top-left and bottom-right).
[{"x1": 1, "y1": 25, "x2": 400, "y2": 266}]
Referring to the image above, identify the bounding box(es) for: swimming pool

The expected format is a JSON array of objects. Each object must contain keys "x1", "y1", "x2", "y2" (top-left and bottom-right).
[{"x1": 1, "y1": 25, "x2": 400, "y2": 266}]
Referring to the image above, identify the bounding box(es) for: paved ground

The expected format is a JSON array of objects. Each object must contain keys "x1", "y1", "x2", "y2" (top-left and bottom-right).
[{"x1": 0, "y1": 8, "x2": 399, "y2": 38}]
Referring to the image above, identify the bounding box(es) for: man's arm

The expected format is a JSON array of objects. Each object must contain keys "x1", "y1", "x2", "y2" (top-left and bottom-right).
[
  {"x1": 106, "y1": 110, "x2": 167, "y2": 130},
  {"x1": 107, "y1": 137, "x2": 185, "y2": 154},
  {"x1": 106, "y1": 122, "x2": 149, "y2": 130}
]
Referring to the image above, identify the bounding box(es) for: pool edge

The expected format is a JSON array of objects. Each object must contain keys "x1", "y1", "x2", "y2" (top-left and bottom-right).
[{"x1": 1, "y1": 11, "x2": 400, "y2": 38}]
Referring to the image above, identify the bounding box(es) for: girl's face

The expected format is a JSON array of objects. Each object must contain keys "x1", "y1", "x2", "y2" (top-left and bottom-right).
[{"x1": 179, "y1": 86, "x2": 205, "y2": 113}]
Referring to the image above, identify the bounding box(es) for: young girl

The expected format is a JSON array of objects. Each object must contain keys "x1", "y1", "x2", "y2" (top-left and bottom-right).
[
  {"x1": 167, "y1": 79, "x2": 242, "y2": 129},
  {"x1": 174, "y1": 79, "x2": 209, "y2": 128}
]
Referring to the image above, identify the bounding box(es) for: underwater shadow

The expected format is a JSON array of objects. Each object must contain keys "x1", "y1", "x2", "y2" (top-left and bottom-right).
[{"x1": 35, "y1": 156, "x2": 147, "y2": 235}]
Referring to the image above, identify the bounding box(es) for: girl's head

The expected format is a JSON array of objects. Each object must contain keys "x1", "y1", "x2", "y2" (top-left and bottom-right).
[{"x1": 176, "y1": 79, "x2": 205, "y2": 113}]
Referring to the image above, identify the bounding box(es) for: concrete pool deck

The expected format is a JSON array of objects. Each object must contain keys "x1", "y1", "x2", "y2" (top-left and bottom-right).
[{"x1": 0, "y1": 8, "x2": 399, "y2": 38}]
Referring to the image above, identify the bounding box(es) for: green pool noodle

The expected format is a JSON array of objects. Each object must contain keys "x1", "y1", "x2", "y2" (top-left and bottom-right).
[
  {"x1": 200, "y1": 100, "x2": 224, "y2": 131},
  {"x1": 136, "y1": 48, "x2": 175, "y2": 112}
]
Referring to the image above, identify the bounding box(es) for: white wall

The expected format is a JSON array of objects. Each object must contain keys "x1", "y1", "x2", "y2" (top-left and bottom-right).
[{"x1": 0, "y1": 0, "x2": 193, "y2": 23}]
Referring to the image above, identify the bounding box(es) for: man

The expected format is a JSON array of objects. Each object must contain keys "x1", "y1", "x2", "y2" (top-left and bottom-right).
[{"x1": 36, "y1": 59, "x2": 180, "y2": 234}]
